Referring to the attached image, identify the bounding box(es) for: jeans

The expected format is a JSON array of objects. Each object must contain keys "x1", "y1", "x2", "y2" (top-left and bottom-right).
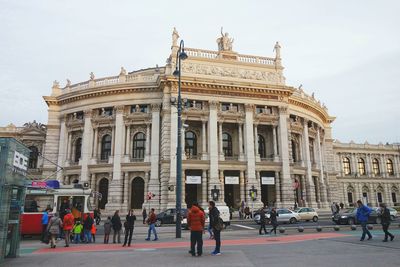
[
  {"x1": 360, "y1": 221, "x2": 372, "y2": 240},
  {"x1": 124, "y1": 227, "x2": 134, "y2": 245},
  {"x1": 147, "y1": 224, "x2": 158, "y2": 239},
  {"x1": 74, "y1": 233, "x2": 81, "y2": 244},
  {"x1": 207, "y1": 224, "x2": 213, "y2": 237},
  {"x1": 190, "y1": 231, "x2": 203, "y2": 255},
  {"x1": 84, "y1": 229, "x2": 92, "y2": 243},
  {"x1": 113, "y1": 229, "x2": 121, "y2": 243},
  {"x1": 382, "y1": 223, "x2": 394, "y2": 240},
  {"x1": 213, "y1": 229, "x2": 221, "y2": 253},
  {"x1": 64, "y1": 230, "x2": 71, "y2": 246}
]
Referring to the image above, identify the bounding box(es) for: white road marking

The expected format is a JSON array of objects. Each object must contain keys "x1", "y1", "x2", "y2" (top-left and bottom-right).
[{"x1": 231, "y1": 224, "x2": 256, "y2": 230}]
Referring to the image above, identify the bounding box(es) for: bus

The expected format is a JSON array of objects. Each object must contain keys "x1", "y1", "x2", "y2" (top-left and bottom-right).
[{"x1": 21, "y1": 181, "x2": 94, "y2": 236}]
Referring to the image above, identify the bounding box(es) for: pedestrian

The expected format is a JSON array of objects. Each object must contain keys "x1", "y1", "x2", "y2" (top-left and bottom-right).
[
  {"x1": 111, "y1": 210, "x2": 122, "y2": 243},
  {"x1": 269, "y1": 207, "x2": 279, "y2": 235},
  {"x1": 209, "y1": 201, "x2": 222, "y2": 256},
  {"x1": 331, "y1": 202, "x2": 338, "y2": 215},
  {"x1": 335, "y1": 202, "x2": 340, "y2": 213},
  {"x1": 103, "y1": 216, "x2": 112, "y2": 244},
  {"x1": 40, "y1": 208, "x2": 50, "y2": 243},
  {"x1": 259, "y1": 206, "x2": 268, "y2": 235},
  {"x1": 356, "y1": 200, "x2": 372, "y2": 241},
  {"x1": 339, "y1": 202, "x2": 344, "y2": 210},
  {"x1": 47, "y1": 212, "x2": 63, "y2": 248},
  {"x1": 63, "y1": 209, "x2": 75, "y2": 247},
  {"x1": 94, "y1": 208, "x2": 101, "y2": 225},
  {"x1": 142, "y1": 207, "x2": 147, "y2": 225},
  {"x1": 145, "y1": 208, "x2": 158, "y2": 241},
  {"x1": 123, "y1": 209, "x2": 136, "y2": 247},
  {"x1": 244, "y1": 206, "x2": 251, "y2": 219},
  {"x1": 379, "y1": 203, "x2": 395, "y2": 242},
  {"x1": 188, "y1": 202, "x2": 205, "y2": 257},
  {"x1": 91, "y1": 223, "x2": 97, "y2": 243},
  {"x1": 72, "y1": 221, "x2": 83, "y2": 244},
  {"x1": 83, "y1": 213, "x2": 94, "y2": 243}
]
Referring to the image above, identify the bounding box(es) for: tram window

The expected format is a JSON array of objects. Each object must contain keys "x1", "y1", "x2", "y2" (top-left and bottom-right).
[
  {"x1": 72, "y1": 196, "x2": 85, "y2": 213},
  {"x1": 24, "y1": 195, "x2": 54, "y2": 212}
]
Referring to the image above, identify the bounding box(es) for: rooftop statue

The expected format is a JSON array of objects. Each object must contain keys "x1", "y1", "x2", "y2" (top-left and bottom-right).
[
  {"x1": 120, "y1": 67, "x2": 126, "y2": 76},
  {"x1": 172, "y1": 27, "x2": 179, "y2": 47},
  {"x1": 273, "y1": 42, "x2": 281, "y2": 59},
  {"x1": 217, "y1": 27, "x2": 234, "y2": 51},
  {"x1": 66, "y1": 79, "x2": 71, "y2": 87},
  {"x1": 90, "y1": 72, "x2": 95, "y2": 80}
]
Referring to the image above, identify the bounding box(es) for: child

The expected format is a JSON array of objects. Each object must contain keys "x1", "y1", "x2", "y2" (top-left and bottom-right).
[
  {"x1": 104, "y1": 216, "x2": 112, "y2": 244},
  {"x1": 91, "y1": 223, "x2": 97, "y2": 243},
  {"x1": 72, "y1": 221, "x2": 83, "y2": 244}
]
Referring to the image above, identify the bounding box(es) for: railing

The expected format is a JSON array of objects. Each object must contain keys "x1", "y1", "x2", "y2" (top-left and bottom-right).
[
  {"x1": 237, "y1": 54, "x2": 275, "y2": 65},
  {"x1": 185, "y1": 48, "x2": 218, "y2": 59}
]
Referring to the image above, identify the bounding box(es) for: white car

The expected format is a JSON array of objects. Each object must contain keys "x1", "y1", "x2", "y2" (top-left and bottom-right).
[{"x1": 294, "y1": 207, "x2": 319, "y2": 222}]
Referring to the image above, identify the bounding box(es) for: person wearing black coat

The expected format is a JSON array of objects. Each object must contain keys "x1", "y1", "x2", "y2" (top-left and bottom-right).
[
  {"x1": 379, "y1": 203, "x2": 394, "y2": 242},
  {"x1": 208, "y1": 201, "x2": 221, "y2": 255},
  {"x1": 269, "y1": 208, "x2": 279, "y2": 235},
  {"x1": 111, "y1": 210, "x2": 122, "y2": 243},
  {"x1": 123, "y1": 209, "x2": 137, "y2": 247},
  {"x1": 83, "y1": 214, "x2": 93, "y2": 243},
  {"x1": 259, "y1": 206, "x2": 268, "y2": 235}
]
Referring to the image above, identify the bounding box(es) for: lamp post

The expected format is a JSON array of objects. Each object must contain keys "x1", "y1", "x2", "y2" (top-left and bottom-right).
[{"x1": 173, "y1": 40, "x2": 188, "y2": 238}]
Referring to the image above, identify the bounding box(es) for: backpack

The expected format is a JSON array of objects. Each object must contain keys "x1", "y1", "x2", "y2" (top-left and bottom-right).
[{"x1": 214, "y1": 216, "x2": 224, "y2": 231}]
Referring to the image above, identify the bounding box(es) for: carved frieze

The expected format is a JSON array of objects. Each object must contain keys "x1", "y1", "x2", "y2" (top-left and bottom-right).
[{"x1": 181, "y1": 62, "x2": 285, "y2": 85}]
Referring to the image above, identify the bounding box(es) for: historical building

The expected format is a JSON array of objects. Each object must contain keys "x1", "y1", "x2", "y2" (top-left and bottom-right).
[{"x1": 2, "y1": 29, "x2": 399, "y2": 212}]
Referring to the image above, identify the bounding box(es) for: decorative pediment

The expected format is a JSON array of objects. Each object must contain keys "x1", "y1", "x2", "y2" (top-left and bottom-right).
[{"x1": 290, "y1": 121, "x2": 303, "y2": 134}]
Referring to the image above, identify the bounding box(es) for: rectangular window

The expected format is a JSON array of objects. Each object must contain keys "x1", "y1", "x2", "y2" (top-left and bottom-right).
[
  {"x1": 392, "y1": 192, "x2": 397, "y2": 204},
  {"x1": 377, "y1": 192, "x2": 383, "y2": 203},
  {"x1": 24, "y1": 195, "x2": 54, "y2": 213},
  {"x1": 347, "y1": 192, "x2": 353, "y2": 204}
]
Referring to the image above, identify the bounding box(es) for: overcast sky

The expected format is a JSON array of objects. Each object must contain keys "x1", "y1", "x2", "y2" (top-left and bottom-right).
[{"x1": 0, "y1": 0, "x2": 399, "y2": 144}]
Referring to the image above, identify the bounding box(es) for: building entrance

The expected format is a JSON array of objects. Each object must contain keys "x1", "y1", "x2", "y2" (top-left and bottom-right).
[
  {"x1": 224, "y1": 171, "x2": 240, "y2": 209},
  {"x1": 98, "y1": 178, "x2": 109, "y2": 209},
  {"x1": 131, "y1": 177, "x2": 144, "y2": 209},
  {"x1": 185, "y1": 170, "x2": 202, "y2": 207},
  {"x1": 260, "y1": 171, "x2": 276, "y2": 207}
]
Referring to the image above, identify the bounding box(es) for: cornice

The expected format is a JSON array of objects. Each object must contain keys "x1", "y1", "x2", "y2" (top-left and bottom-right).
[{"x1": 288, "y1": 98, "x2": 335, "y2": 124}]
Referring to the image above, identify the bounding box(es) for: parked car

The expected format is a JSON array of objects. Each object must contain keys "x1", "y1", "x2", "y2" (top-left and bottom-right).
[
  {"x1": 155, "y1": 208, "x2": 187, "y2": 227},
  {"x1": 294, "y1": 207, "x2": 319, "y2": 222},
  {"x1": 332, "y1": 207, "x2": 379, "y2": 225},
  {"x1": 254, "y1": 208, "x2": 300, "y2": 224},
  {"x1": 372, "y1": 207, "x2": 398, "y2": 221}
]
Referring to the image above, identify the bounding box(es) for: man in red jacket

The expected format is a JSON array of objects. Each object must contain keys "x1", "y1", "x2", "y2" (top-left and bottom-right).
[
  {"x1": 187, "y1": 202, "x2": 205, "y2": 257},
  {"x1": 63, "y1": 209, "x2": 75, "y2": 247}
]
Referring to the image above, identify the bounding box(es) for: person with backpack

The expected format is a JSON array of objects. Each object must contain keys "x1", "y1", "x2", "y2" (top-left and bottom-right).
[
  {"x1": 209, "y1": 201, "x2": 222, "y2": 256},
  {"x1": 187, "y1": 202, "x2": 205, "y2": 257},
  {"x1": 123, "y1": 209, "x2": 136, "y2": 247},
  {"x1": 269, "y1": 207, "x2": 279, "y2": 235},
  {"x1": 103, "y1": 216, "x2": 112, "y2": 244},
  {"x1": 356, "y1": 200, "x2": 372, "y2": 241},
  {"x1": 258, "y1": 206, "x2": 268, "y2": 235},
  {"x1": 63, "y1": 209, "x2": 75, "y2": 247},
  {"x1": 83, "y1": 213, "x2": 94, "y2": 243},
  {"x1": 111, "y1": 210, "x2": 122, "y2": 243}
]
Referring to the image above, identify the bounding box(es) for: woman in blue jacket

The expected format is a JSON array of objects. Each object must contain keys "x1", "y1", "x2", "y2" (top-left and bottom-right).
[{"x1": 356, "y1": 200, "x2": 372, "y2": 241}]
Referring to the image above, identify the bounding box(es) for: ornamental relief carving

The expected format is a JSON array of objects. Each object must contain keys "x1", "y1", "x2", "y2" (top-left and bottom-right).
[
  {"x1": 130, "y1": 126, "x2": 147, "y2": 138},
  {"x1": 289, "y1": 121, "x2": 303, "y2": 134},
  {"x1": 98, "y1": 128, "x2": 112, "y2": 139},
  {"x1": 181, "y1": 62, "x2": 285, "y2": 84}
]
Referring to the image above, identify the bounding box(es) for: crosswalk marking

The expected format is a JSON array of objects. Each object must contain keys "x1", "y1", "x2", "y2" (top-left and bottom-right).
[{"x1": 231, "y1": 224, "x2": 256, "y2": 230}]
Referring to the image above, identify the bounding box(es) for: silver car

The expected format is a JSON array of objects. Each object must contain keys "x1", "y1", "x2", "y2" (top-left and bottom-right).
[{"x1": 254, "y1": 208, "x2": 300, "y2": 224}]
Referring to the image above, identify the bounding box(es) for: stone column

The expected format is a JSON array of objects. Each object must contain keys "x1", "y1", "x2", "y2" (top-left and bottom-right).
[
  {"x1": 111, "y1": 125, "x2": 115, "y2": 157},
  {"x1": 106, "y1": 106, "x2": 125, "y2": 211},
  {"x1": 66, "y1": 131, "x2": 72, "y2": 163},
  {"x1": 351, "y1": 153, "x2": 357, "y2": 176},
  {"x1": 148, "y1": 103, "x2": 161, "y2": 208},
  {"x1": 365, "y1": 153, "x2": 371, "y2": 176},
  {"x1": 124, "y1": 125, "x2": 130, "y2": 161},
  {"x1": 201, "y1": 120, "x2": 208, "y2": 160},
  {"x1": 208, "y1": 101, "x2": 223, "y2": 205},
  {"x1": 218, "y1": 121, "x2": 224, "y2": 160},
  {"x1": 316, "y1": 128, "x2": 327, "y2": 207},
  {"x1": 244, "y1": 104, "x2": 262, "y2": 208},
  {"x1": 302, "y1": 119, "x2": 316, "y2": 206},
  {"x1": 272, "y1": 125, "x2": 279, "y2": 161},
  {"x1": 144, "y1": 171, "x2": 150, "y2": 203},
  {"x1": 238, "y1": 123, "x2": 244, "y2": 161},
  {"x1": 277, "y1": 106, "x2": 294, "y2": 207},
  {"x1": 274, "y1": 172, "x2": 281, "y2": 207},
  {"x1": 92, "y1": 128, "x2": 98, "y2": 160},
  {"x1": 380, "y1": 154, "x2": 386, "y2": 177},
  {"x1": 56, "y1": 115, "x2": 67, "y2": 181},
  {"x1": 80, "y1": 110, "x2": 93, "y2": 182},
  {"x1": 145, "y1": 123, "x2": 151, "y2": 162},
  {"x1": 254, "y1": 124, "x2": 260, "y2": 162},
  {"x1": 202, "y1": 170, "x2": 208, "y2": 207},
  {"x1": 123, "y1": 172, "x2": 129, "y2": 209},
  {"x1": 239, "y1": 170, "x2": 245, "y2": 203}
]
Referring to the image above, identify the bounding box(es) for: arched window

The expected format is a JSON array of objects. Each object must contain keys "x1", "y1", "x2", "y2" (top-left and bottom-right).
[
  {"x1": 100, "y1": 134, "x2": 112, "y2": 160},
  {"x1": 357, "y1": 158, "x2": 366, "y2": 176},
  {"x1": 372, "y1": 158, "x2": 380, "y2": 175},
  {"x1": 222, "y1": 133, "x2": 232, "y2": 157},
  {"x1": 343, "y1": 157, "x2": 351, "y2": 175},
  {"x1": 185, "y1": 131, "x2": 197, "y2": 156},
  {"x1": 28, "y1": 146, "x2": 38, "y2": 169},
  {"x1": 258, "y1": 134, "x2": 266, "y2": 158},
  {"x1": 386, "y1": 159, "x2": 394, "y2": 176},
  {"x1": 74, "y1": 138, "x2": 82, "y2": 163},
  {"x1": 133, "y1": 132, "x2": 146, "y2": 159}
]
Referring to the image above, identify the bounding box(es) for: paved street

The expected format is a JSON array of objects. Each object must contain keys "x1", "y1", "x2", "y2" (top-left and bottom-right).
[{"x1": 9, "y1": 225, "x2": 400, "y2": 267}]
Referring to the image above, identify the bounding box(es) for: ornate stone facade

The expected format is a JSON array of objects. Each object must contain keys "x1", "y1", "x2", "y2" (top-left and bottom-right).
[{"x1": 2, "y1": 29, "x2": 399, "y2": 212}]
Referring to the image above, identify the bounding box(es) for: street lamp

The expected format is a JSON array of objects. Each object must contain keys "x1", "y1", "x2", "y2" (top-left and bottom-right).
[{"x1": 174, "y1": 40, "x2": 188, "y2": 238}]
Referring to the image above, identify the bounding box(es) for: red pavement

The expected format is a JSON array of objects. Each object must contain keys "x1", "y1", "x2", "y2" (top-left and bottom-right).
[{"x1": 34, "y1": 232, "x2": 348, "y2": 254}]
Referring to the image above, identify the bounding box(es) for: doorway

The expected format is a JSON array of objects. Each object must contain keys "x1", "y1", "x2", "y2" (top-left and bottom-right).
[
  {"x1": 98, "y1": 178, "x2": 109, "y2": 209},
  {"x1": 131, "y1": 177, "x2": 145, "y2": 209},
  {"x1": 260, "y1": 171, "x2": 276, "y2": 207},
  {"x1": 224, "y1": 171, "x2": 240, "y2": 209}
]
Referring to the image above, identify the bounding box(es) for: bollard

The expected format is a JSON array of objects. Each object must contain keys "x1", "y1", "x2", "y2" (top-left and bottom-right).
[
  {"x1": 334, "y1": 225, "x2": 340, "y2": 231},
  {"x1": 297, "y1": 226, "x2": 304, "y2": 232},
  {"x1": 351, "y1": 225, "x2": 357, "y2": 231},
  {"x1": 279, "y1": 227, "x2": 285, "y2": 234},
  {"x1": 316, "y1": 226, "x2": 322, "y2": 232},
  {"x1": 367, "y1": 224, "x2": 373, "y2": 230}
]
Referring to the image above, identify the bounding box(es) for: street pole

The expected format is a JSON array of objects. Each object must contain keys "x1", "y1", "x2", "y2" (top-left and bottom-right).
[{"x1": 174, "y1": 40, "x2": 187, "y2": 238}]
